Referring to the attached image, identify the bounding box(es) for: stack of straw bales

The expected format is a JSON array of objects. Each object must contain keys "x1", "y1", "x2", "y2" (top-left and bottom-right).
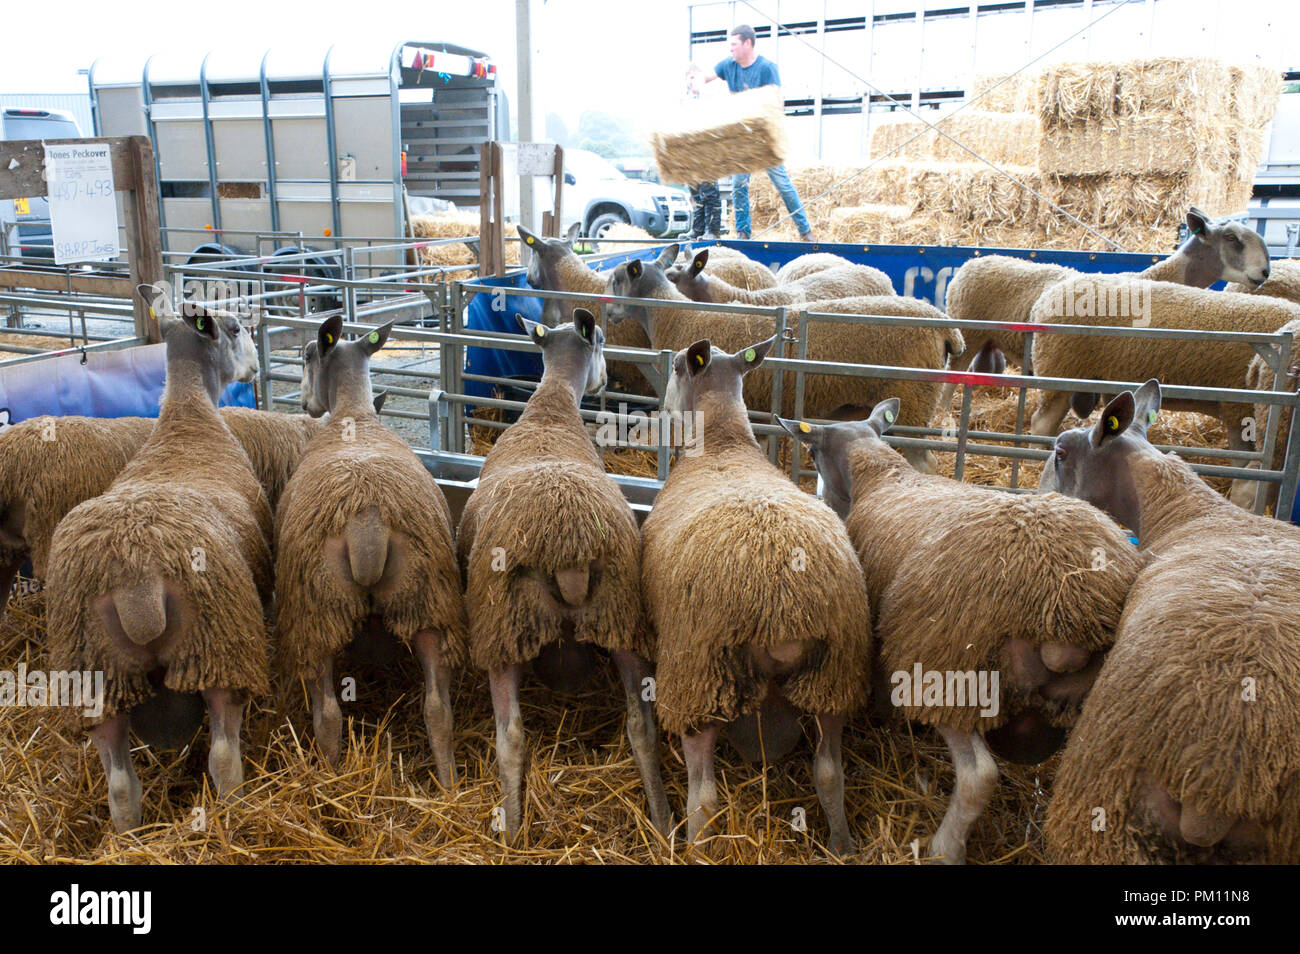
[
  {"x1": 651, "y1": 86, "x2": 789, "y2": 186},
  {"x1": 868, "y1": 112, "x2": 1038, "y2": 167},
  {"x1": 410, "y1": 212, "x2": 520, "y2": 280}
]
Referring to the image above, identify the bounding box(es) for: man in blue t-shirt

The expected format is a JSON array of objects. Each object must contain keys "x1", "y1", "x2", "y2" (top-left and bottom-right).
[{"x1": 686, "y1": 24, "x2": 815, "y2": 242}]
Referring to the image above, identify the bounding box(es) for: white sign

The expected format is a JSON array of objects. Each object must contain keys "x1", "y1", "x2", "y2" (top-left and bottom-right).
[{"x1": 44, "y1": 143, "x2": 119, "y2": 265}]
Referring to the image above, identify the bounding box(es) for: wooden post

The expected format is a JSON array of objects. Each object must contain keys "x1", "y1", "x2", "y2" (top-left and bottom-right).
[
  {"x1": 478, "y1": 141, "x2": 506, "y2": 277},
  {"x1": 123, "y1": 136, "x2": 164, "y2": 342}
]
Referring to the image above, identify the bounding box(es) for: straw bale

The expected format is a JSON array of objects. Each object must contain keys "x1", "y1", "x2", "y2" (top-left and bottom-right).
[
  {"x1": 651, "y1": 86, "x2": 789, "y2": 186},
  {"x1": 970, "y1": 72, "x2": 1041, "y2": 114},
  {"x1": 869, "y1": 112, "x2": 1038, "y2": 167},
  {"x1": 828, "y1": 205, "x2": 911, "y2": 245},
  {"x1": 1037, "y1": 114, "x2": 1232, "y2": 178},
  {"x1": 410, "y1": 212, "x2": 520, "y2": 280},
  {"x1": 1231, "y1": 64, "x2": 1283, "y2": 128}
]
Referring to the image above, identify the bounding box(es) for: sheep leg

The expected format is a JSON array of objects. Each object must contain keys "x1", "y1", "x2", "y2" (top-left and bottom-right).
[
  {"x1": 89, "y1": 714, "x2": 141, "y2": 833},
  {"x1": 612, "y1": 649, "x2": 672, "y2": 837},
  {"x1": 414, "y1": 630, "x2": 457, "y2": 788},
  {"x1": 683, "y1": 723, "x2": 720, "y2": 845},
  {"x1": 202, "y1": 688, "x2": 245, "y2": 799},
  {"x1": 489, "y1": 663, "x2": 526, "y2": 841},
  {"x1": 812, "y1": 713, "x2": 856, "y2": 856},
  {"x1": 931, "y1": 726, "x2": 998, "y2": 865},
  {"x1": 1030, "y1": 391, "x2": 1073, "y2": 437},
  {"x1": 309, "y1": 656, "x2": 343, "y2": 766}
]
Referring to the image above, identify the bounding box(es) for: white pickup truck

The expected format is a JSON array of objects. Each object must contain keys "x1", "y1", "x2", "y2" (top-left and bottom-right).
[{"x1": 560, "y1": 148, "x2": 692, "y2": 239}]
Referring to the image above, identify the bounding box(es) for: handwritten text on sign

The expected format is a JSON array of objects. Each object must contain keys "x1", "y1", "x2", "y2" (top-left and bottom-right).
[{"x1": 45, "y1": 143, "x2": 120, "y2": 265}]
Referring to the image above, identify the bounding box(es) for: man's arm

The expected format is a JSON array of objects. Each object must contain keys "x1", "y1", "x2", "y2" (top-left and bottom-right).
[{"x1": 686, "y1": 62, "x2": 721, "y2": 93}]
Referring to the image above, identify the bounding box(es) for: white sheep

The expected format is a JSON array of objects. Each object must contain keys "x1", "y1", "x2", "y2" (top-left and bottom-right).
[{"x1": 781, "y1": 400, "x2": 1140, "y2": 863}]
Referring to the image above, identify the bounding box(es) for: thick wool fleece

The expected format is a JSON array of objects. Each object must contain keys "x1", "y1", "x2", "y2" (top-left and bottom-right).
[
  {"x1": 643, "y1": 392, "x2": 871, "y2": 735},
  {"x1": 275, "y1": 413, "x2": 467, "y2": 678},
  {"x1": 1242, "y1": 317, "x2": 1299, "y2": 480},
  {"x1": 843, "y1": 440, "x2": 1140, "y2": 733},
  {"x1": 945, "y1": 254, "x2": 1075, "y2": 364},
  {"x1": 45, "y1": 391, "x2": 273, "y2": 726},
  {"x1": 458, "y1": 375, "x2": 650, "y2": 669},
  {"x1": 0, "y1": 416, "x2": 154, "y2": 576},
  {"x1": 1227, "y1": 259, "x2": 1300, "y2": 306},
  {"x1": 693, "y1": 264, "x2": 895, "y2": 305},
  {"x1": 776, "y1": 253, "x2": 854, "y2": 284},
  {"x1": 220, "y1": 408, "x2": 323, "y2": 511},
  {"x1": 1046, "y1": 450, "x2": 1300, "y2": 863},
  {"x1": 679, "y1": 247, "x2": 779, "y2": 291},
  {"x1": 639, "y1": 286, "x2": 963, "y2": 426},
  {"x1": 1029, "y1": 277, "x2": 1300, "y2": 395}
]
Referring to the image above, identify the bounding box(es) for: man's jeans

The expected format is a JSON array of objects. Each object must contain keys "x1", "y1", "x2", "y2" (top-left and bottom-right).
[{"x1": 732, "y1": 164, "x2": 810, "y2": 236}]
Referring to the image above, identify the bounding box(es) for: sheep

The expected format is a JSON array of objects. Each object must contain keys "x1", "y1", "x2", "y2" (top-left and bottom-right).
[
  {"x1": 644, "y1": 334, "x2": 872, "y2": 854},
  {"x1": 1227, "y1": 258, "x2": 1300, "y2": 306},
  {"x1": 668, "y1": 248, "x2": 894, "y2": 305},
  {"x1": 1228, "y1": 322, "x2": 1300, "y2": 510},
  {"x1": 0, "y1": 408, "x2": 322, "y2": 621},
  {"x1": 45, "y1": 288, "x2": 272, "y2": 832},
  {"x1": 775, "y1": 252, "x2": 854, "y2": 284},
  {"x1": 1040, "y1": 381, "x2": 1300, "y2": 863},
  {"x1": 603, "y1": 247, "x2": 964, "y2": 471},
  {"x1": 1027, "y1": 276, "x2": 1300, "y2": 450},
  {"x1": 274, "y1": 315, "x2": 466, "y2": 785},
  {"x1": 456, "y1": 308, "x2": 670, "y2": 839},
  {"x1": 674, "y1": 243, "x2": 779, "y2": 291},
  {"x1": 939, "y1": 207, "x2": 1273, "y2": 404},
  {"x1": 780, "y1": 400, "x2": 1140, "y2": 863}
]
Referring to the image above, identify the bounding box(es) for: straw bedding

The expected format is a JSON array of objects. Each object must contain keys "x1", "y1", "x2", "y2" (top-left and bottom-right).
[{"x1": 652, "y1": 86, "x2": 789, "y2": 186}]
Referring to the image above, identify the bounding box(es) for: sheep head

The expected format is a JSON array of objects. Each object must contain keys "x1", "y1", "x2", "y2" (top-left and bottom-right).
[
  {"x1": 515, "y1": 307, "x2": 607, "y2": 397},
  {"x1": 1038, "y1": 379, "x2": 1161, "y2": 535},
  {"x1": 601, "y1": 245, "x2": 679, "y2": 328},
  {"x1": 664, "y1": 334, "x2": 774, "y2": 418},
  {"x1": 1183, "y1": 207, "x2": 1270, "y2": 289},
  {"x1": 778, "y1": 398, "x2": 900, "y2": 520},
  {"x1": 300, "y1": 314, "x2": 394, "y2": 417},
  {"x1": 668, "y1": 248, "x2": 714, "y2": 302},
  {"x1": 140, "y1": 283, "x2": 259, "y2": 403}
]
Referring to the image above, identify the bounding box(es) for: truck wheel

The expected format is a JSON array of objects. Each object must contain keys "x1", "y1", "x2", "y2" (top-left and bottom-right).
[{"x1": 588, "y1": 211, "x2": 629, "y2": 240}]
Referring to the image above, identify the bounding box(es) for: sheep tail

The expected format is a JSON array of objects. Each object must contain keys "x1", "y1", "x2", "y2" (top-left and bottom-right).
[
  {"x1": 554, "y1": 563, "x2": 591, "y2": 606},
  {"x1": 104, "y1": 577, "x2": 168, "y2": 647},
  {"x1": 345, "y1": 506, "x2": 391, "y2": 588}
]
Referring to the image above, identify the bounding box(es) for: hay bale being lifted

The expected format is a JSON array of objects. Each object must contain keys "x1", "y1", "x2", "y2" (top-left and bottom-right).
[
  {"x1": 651, "y1": 86, "x2": 789, "y2": 186},
  {"x1": 870, "y1": 113, "x2": 1039, "y2": 167}
]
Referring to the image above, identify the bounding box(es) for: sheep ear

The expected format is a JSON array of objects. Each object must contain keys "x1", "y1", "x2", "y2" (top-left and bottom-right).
[
  {"x1": 1092, "y1": 390, "x2": 1135, "y2": 448},
  {"x1": 573, "y1": 308, "x2": 596, "y2": 344},
  {"x1": 626, "y1": 258, "x2": 643, "y2": 281},
  {"x1": 867, "y1": 398, "x2": 900, "y2": 435},
  {"x1": 180, "y1": 303, "x2": 219, "y2": 341},
  {"x1": 563, "y1": 222, "x2": 581, "y2": 247},
  {"x1": 518, "y1": 224, "x2": 540, "y2": 251},
  {"x1": 360, "y1": 320, "x2": 393, "y2": 356},
  {"x1": 686, "y1": 339, "x2": 712, "y2": 376},
  {"x1": 1187, "y1": 207, "x2": 1210, "y2": 236},
  {"x1": 1131, "y1": 379, "x2": 1161, "y2": 436},
  {"x1": 137, "y1": 282, "x2": 173, "y2": 321},
  {"x1": 318, "y1": 314, "x2": 344, "y2": 356},
  {"x1": 516, "y1": 312, "x2": 550, "y2": 348},
  {"x1": 654, "y1": 244, "x2": 678, "y2": 271},
  {"x1": 777, "y1": 416, "x2": 819, "y2": 443},
  {"x1": 372, "y1": 389, "x2": 389, "y2": 414},
  {"x1": 733, "y1": 335, "x2": 776, "y2": 373},
  {"x1": 691, "y1": 249, "x2": 709, "y2": 276}
]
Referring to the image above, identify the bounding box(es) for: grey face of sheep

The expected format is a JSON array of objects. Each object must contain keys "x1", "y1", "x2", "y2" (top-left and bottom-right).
[
  {"x1": 518, "y1": 223, "x2": 581, "y2": 326},
  {"x1": 663, "y1": 334, "x2": 776, "y2": 417},
  {"x1": 516, "y1": 307, "x2": 606, "y2": 395},
  {"x1": 778, "y1": 399, "x2": 901, "y2": 520},
  {"x1": 139, "y1": 283, "x2": 258, "y2": 393},
  {"x1": 1185, "y1": 207, "x2": 1270, "y2": 288},
  {"x1": 300, "y1": 314, "x2": 394, "y2": 417},
  {"x1": 1038, "y1": 379, "x2": 1161, "y2": 536},
  {"x1": 669, "y1": 249, "x2": 713, "y2": 302},
  {"x1": 601, "y1": 245, "x2": 678, "y2": 324}
]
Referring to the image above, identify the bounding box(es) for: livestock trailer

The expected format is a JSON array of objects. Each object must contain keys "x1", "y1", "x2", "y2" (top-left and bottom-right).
[{"x1": 88, "y1": 40, "x2": 508, "y2": 265}]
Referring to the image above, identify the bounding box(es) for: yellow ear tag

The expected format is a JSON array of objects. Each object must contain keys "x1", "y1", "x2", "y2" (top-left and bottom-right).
[
  {"x1": 798, "y1": 421, "x2": 811, "y2": 434},
  {"x1": 744, "y1": 348, "x2": 756, "y2": 362},
  {"x1": 1147, "y1": 409, "x2": 1157, "y2": 425},
  {"x1": 324, "y1": 333, "x2": 334, "y2": 345},
  {"x1": 526, "y1": 236, "x2": 534, "y2": 245},
  {"x1": 368, "y1": 331, "x2": 380, "y2": 344},
  {"x1": 693, "y1": 353, "x2": 704, "y2": 367},
  {"x1": 535, "y1": 325, "x2": 547, "y2": 337},
  {"x1": 884, "y1": 408, "x2": 895, "y2": 423},
  {"x1": 1107, "y1": 415, "x2": 1120, "y2": 432}
]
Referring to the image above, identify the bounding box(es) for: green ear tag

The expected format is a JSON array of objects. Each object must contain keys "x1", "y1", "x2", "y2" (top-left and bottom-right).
[
  {"x1": 195, "y1": 316, "x2": 205, "y2": 331},
  {"x1": 1147, "y1": 409, "x2": 1157, "y2": 425},
  {"x1": 535, "y1": 325, "x2": 547, "y2": 337},
  {"x1": 884, "y1": 409, "x2": 895, "y2": 423},
  {"x1": 744, "y1": 348, "x2": 756, "y2": 362},
  {"x1": 1107, "y1": 415, "x2": 1120, "y2": 432},
  {"x1": 368, "y1": 331, "x2": 380, "y2": 344},
  {"x1": 798, "y1": 421, "x2": 811, "y2": 434}
]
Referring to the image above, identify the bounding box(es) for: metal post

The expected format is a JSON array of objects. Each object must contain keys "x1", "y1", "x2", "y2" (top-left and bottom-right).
[
  {"x1": 199, "y1": 53, "x2": 222, "y2": 232},
  {"x1": 657, "y1": 349, "x2": 672, "y2": 483},
  {"x1": 769, "y1": 306, "x2": 788, "y2": 464},
  {"x1": 1275, "y1": 389, "x2": 1300, "y2": 523},
  {"x1": 322, "y1": 46, "x2": 344, "y2": 242},
  {"x1": 953, "y1": 382, "x2": 973, "y2": 482},
  {"x1": 256, "y1": 319, "x2": 271, "y2": 410},
  {"x1": 1009, "y1": 329, "x2": 1033, "y2": 489},
  {"x1": 1254, "y1": 330, "x2": 1292, "y2": 513},
  {"x1": 516, "y1": 0, "x2": 538, "y2": 233},
  {"x1": 448, "y1": 281, "x2": 464, "y2": 453},
  {"x1": 258, "y1": 51, "x2": 282, "y2": 233},
  {"x1": 792, "y1": 309, "x2": 809, "y2": 482}
]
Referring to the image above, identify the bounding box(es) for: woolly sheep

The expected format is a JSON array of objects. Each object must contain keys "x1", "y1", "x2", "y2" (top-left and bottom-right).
[
  {"x1": 603, "y1": 247, "x2": 963, "y2": 471},
  {"x1": 939, "y1": 208, "x2": 1273, "y2": 404},
  {"x1": 1027, "y1": 276, "x2": 1300, "y2": 447},
  {"x1": 1227, "y1": 258, "x2": 1300, "y2": 306},
  {"x1": 275, "y1": 316, "x2": 466, "y2": 785},
  {"x1": 1040, "y1": 381, "x2": 1300, "y2": 863},
  {"x1": 0, "y1": 409, "x2": 322, "y2": 620},
  {"x1": 646, "y1": 335, "x2": 872, "y2": 854},
  {"x1": 1227, "y1": 320, "x2": 1299, "y2": 511},
  {"x1": 781, "y1": 401, "x2": 1140, "y2": 863},
  {"x1": 46, "y1": 289, "x2": 272, "y2": 832},
  {"x1": 457, "y1": 308, "x2": 669, "y2": 839},
  {"x1": 775, "y1": 252, "x2": 854, "y2": 284},
  {"x1": 668, "y1": 248, "x2": 894, "y2": 305}
]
